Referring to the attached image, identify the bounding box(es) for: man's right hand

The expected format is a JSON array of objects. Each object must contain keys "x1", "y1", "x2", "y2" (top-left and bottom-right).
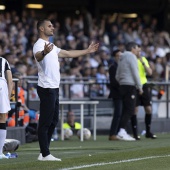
[
  {"x1": 139, "y1": 89, "x2": 143, "y2": 95},
  {"x1": 44, "y1": 42, "x2": 54, "y2": 54}
]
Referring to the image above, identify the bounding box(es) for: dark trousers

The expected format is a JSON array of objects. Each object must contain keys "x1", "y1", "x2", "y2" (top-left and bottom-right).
[
  {"x1": 109, "y1": 99, "x2": 122, "y2": 136},
  {"x1": 119, "y1": 85, "x2": 136, "y2": 129},
  {"x1": 37, "y1": 86, "x2": 59, "y2": 157}
]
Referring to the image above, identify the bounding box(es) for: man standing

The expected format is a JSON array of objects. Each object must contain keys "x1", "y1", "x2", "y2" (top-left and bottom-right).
[
  {"x1": 33, "y1": 19, "x2": 99, "y2": 161},
  {"x1": 116, "y1": 42, "x2": 143, "y2": 141},
  {"x1": 108, "y1": 50, "x2": 122, "y2": 140},
  {"x1": 0, "y1": 57, "x2": 13, "y2": 159},
  {"x1": 131, "y1": 46, "x2": 157, "y2": 140}
]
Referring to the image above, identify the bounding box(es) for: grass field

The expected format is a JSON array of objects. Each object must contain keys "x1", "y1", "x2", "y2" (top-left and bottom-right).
[{"x1": 1, "y1": 133, "x2": 170, "y2": 170}]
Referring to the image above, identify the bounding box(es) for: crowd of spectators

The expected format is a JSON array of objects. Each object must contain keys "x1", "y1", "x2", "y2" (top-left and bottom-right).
[{"x1": 0, "y1": 9, "x2": 170, "y2": 98}]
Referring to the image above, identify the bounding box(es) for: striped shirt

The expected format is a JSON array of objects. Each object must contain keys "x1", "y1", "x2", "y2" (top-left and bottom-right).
[{"x1": 0, "y1": 57, "x2": 11, "y2": 81}]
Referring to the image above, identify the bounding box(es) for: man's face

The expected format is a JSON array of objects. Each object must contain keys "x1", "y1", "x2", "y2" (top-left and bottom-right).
[
  {"x1": 131, "y1": 45, "x2": 140, "y2": 56},
  {"x1": 115, "y1": 51, "x2": 122, "y2": 61},
  {"x1": 42, "y1": 21, "x2": 54, "y2": 36},
  {"x1": 67, "y1": 112, "x2": 75, "y2": 124},
  {"x1": 136, "y1": 47, "x2": 141, "y2": 58}
]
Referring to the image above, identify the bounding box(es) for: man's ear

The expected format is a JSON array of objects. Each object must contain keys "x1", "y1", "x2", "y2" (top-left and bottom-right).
[{"x1": 39, "y1": 26, "x2": 44, "y2": 32}]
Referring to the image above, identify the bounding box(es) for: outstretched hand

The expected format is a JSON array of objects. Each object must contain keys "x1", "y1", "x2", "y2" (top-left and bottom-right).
[
  {"x1": 44, "y1": 42, "x2": 54, "y2": 55},
  {"x1": 88, "y1": 42, "x2": 99, "y2": 53}
]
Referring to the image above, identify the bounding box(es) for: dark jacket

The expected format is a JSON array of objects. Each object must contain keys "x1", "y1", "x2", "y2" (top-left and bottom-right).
[{"x1": 109, "y1": 60, "x2": 121, "y2": 99}]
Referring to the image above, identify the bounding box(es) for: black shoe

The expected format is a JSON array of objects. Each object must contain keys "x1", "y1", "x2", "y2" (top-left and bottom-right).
[
  {"x1": 145, "y1": 132, "x2": 157, "y2": 139},
  {"x1": 134, "y1": 135, "x2": 141, "y2": 140}
]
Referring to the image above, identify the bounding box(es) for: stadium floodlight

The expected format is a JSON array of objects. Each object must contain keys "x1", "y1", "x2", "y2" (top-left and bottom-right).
[
  {"x1": 26, "y1": 4, "x2": 43, "y2": 9},
  {"x1": 0, "y1": 5, "x2": 5, "y2": 10},
  {"x1": 120, "y1": 13, "x2": 138, "y2": 18}
]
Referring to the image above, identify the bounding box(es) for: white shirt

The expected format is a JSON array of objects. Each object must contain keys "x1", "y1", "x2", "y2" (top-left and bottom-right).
[{"x1": 33, "y1": 38, "x2": 61, "y2": 88}]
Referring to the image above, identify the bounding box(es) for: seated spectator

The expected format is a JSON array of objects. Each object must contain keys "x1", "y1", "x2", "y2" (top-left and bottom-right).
[{"x1": 63, "y1": 111, "x2": 81, "y2": 134}]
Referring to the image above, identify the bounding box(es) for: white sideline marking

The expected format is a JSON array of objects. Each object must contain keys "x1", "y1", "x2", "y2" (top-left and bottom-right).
[
  {"x1": 59, "y1": 154, "x2": 170, "y2": 170},
  {"x1": 21, "y1": 146, "x2": 82, "y2": 151}
]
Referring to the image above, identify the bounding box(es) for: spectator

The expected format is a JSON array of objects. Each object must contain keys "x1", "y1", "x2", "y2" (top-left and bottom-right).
[
  {"x1": 63, "y1": 111, "x2": 81, "y2": 132},
  {"x1": 96, "y1": 64, "x2": 109, "y2": 96}
]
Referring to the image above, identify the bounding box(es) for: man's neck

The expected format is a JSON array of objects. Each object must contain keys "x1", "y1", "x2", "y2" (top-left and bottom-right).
[{"x1": 39, "y1": 35, "x2": 49, "y2": 41}]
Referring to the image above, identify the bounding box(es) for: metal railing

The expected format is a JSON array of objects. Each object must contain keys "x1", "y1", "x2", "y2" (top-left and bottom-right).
[{"x1": 11, "y1": 76, "x2": 170, "y2": 119}]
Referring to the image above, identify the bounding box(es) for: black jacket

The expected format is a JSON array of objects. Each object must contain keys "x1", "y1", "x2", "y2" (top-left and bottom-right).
[{"x1": 109, "y1": 61, "x2": 121, "y2": 99}]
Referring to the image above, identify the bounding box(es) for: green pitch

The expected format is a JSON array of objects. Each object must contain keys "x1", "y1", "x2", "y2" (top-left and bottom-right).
[{"x1": 1, "y1": 133, "x2": 170, "y2": 170}]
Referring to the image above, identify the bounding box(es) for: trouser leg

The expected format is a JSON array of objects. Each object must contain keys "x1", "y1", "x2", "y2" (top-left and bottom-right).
[
  {"x1": 131, "y1": 114, "x2": 138, "y2": 137},
  {"x1": 119, "y1": 86, "x2": 136, "y2": 129},
  {"x1": 37, "y1": 86, "x2": 59, "y2": 157},
  {"x1": 109, "y1": 99, "x2": 122, "y2": 136},
  {"x1": 47, "y1": 95, "x2": 59, "y2": 147},
  {"x1": 145, "y1": 114, "x2": 151, "y2": 134}
]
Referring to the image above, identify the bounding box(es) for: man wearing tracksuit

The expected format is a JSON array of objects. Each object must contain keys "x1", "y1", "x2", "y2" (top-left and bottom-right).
[{"x1": 116, "y1": 42, "x2": 143, "y2": 141}]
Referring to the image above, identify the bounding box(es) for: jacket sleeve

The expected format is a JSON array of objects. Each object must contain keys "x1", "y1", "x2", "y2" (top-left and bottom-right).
[
  {"x1": 109, "y1": 64, "x2": 119, "y2": 86},
  {"x1": 129, "y1": 55, "x2": 142, "y2": 90},
  {"x1": 115, "y1": 64, "x2": 120, "y2": 83}
]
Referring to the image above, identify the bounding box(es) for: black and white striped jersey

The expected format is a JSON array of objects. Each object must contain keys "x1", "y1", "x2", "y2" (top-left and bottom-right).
[{"x1": 0, "y1": 57, "x2": 11, "y2": 80}]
